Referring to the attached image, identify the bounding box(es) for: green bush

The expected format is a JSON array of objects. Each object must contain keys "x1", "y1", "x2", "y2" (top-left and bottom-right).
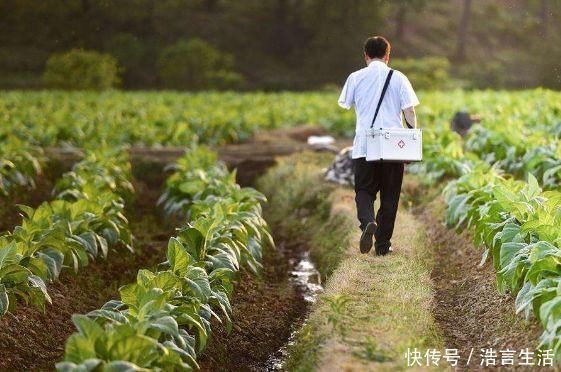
[
  {"x1": 42, "y1": 49, "x2": 120, "y2": 90},
  {"x1": 157, "y1": 38, "x2": 244, "y2": 90},
  {"x1": 104, "y1": 33, "x2": 153, "y2": 87},
  {"x1": 391, "y1": 57, "x2": 461, "y2": 90}
]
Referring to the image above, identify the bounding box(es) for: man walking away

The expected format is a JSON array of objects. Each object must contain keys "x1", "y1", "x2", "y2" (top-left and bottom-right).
[{"x1": 338, "y1": 36, "x2": 419, "y2": 256}]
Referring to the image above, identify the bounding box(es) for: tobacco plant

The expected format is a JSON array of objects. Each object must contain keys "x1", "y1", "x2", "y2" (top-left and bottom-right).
[
  {"x1": 57, "y1": 147, "x2": 273, "y2": 371},
  {"x1": 445, "y1": 168, "x2": 561, "y2": 356},
  {"x1": 0, "y1": 148, "x2": 133, "y2": 317}
]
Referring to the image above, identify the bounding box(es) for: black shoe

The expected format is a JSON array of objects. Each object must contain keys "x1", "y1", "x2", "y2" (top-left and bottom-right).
[
  {"x1": 359, "y1": 222, "x2": 377, "y2": 254},
  {"x1": 375, "y1": 244, "x2": 391, "y2": 256}
]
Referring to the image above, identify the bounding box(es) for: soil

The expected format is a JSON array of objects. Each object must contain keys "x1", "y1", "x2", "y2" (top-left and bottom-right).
[
  {"x1": 198, "y1": 241, "x2": 309, "y2": 372},
  {"x1": 418, "y1": 200, "x2": 545, "y2": 371},
  {"x1": 0, "y1": 178, "x2": 176, "y2": 372}
]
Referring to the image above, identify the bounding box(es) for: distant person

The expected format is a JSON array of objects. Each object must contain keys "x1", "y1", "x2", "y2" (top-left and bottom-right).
[
  {"x1": 451, "y1": 111, "x2": 481, "y2": 137},
  {"x1": 338, "y1": 36, "x2": 419, "y2": 256}
]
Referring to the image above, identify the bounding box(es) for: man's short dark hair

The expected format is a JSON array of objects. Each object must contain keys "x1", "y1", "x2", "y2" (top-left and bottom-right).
[{"x1": 364, "y1": 36, "x2": 391, "y2": 59}]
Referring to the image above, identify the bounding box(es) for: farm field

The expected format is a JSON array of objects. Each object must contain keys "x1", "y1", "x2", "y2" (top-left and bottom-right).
[{"x1": 2, "y1": 89, "x2": 561, "y2": 370}]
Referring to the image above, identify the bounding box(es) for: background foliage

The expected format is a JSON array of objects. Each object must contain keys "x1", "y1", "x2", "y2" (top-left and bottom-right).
[
  {"x1": 42, "y1": 49, "x2": 120, "y2": 90},
  {"x1": 157, "y1": 38, "x2": 244, "y2": 90},
  {"x1": 1, "y1": 0, "x2": 560, "y2": 90}
]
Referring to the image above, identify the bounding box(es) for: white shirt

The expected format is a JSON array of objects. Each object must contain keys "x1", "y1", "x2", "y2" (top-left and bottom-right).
[{"x1": 338, "y1": 60, "x2": 419, "y2": 159}]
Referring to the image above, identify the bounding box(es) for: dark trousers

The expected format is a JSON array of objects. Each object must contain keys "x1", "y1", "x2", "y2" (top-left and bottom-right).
[{"x1": 353, "y1": 158, "x2": 404, "y2": 252}]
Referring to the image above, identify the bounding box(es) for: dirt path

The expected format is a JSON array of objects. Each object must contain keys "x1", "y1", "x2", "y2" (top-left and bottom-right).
[
  {"x1": 419, "y1": 199, "x2": 544, "y2": 371},
  {"x1": 0, "y1": 179, "x2": 175, "y2": 371}
]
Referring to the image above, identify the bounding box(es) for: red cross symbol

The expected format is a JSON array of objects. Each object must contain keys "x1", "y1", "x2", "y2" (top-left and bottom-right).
[{"x1": 398, "y1": 140, "x2": 406, "y2": 148}]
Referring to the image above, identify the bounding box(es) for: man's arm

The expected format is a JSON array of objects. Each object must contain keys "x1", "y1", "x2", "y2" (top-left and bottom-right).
[
  {"x1": 403, "y1": 106, "x2": 418, "y2": 128},
  {"x1": 338, "y1": 74, "x2": 355, "y2": 110}
]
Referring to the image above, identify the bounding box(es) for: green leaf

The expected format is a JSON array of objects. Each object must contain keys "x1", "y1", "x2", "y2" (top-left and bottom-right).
[
  {"x1": 0, "y1": 243, "x2": 18, "y2": 270},
  {"x1": 499, "y1": 242, "x2": 526, "y2": 269},
  {"x1": 119, "y1": 283, "x2": 138, "y2": 306},
  {"x1": 174, "y1": 308, "x2": 208, "y2": 352},
  {"x1": 167, "y1": 238, "x2": 193, "y2": 276},
  {"x1": 149, "y1": 316, "x2": 180, "y2": 338},
  {"x1": 0, "y1": 284, "x2": 9, "y2": 317},
  {"x1": 0, "y1": 264, "x2": 31, "y2": 284},
  {"x1": 79, "y1": 232, "x2": 99, "y2": 258},
  {"x1": 137, "y1": 291, "x2": 166, "y2": 319},
  {"x1": 178, "y1": 227, "x2": 205, "y2": 260},
  {"x1": 539, "y1": 296, "x2": 561, "y2": 325},
  {"x1": 26, "y1": 256, "x2": 50, "y2": 280},
  {"x1": 184, "y1": 267, "x2": 212, "y2": 300},
  {"x1": 28, "y1": 274, "x2": 52, "y2": 305},
  {"x1": 526, "y1": 173, "x2": 541, "y2": 197},
  {"x1": 151, "y1": 271, "x2": 180, "y2": 292},
  {"x1": 62, "y1": 358, "x2": 104, "y2": 371},
  {"x1": 178, "y1": 180, "x2": 204, "y2": 196},
  {"x1": 72, "y1": 314, "x2": 104, "y2": 340},
  {"x1": 96, "y1": 234, "x2": 109, "y2": 259},
  {"x1": 526, "y1": 256, "x2": 561, "y2": 285},
  {"x1": 87, "y1": 309, "x2": 127, "y2": 324},
  {"x1": 136, "y1": 270, "x2": 156, "y2": 288},
  {"x1": 54, "y1": 361, "x2": 78, "y2": 372},
  {"x1": 104, "y1": 360, "x2": 149, "y2": 372},
  {"x1": 37, "y1": 249, "x2": 64, "y2": 280},
  {"x1": 102, "y1": 227, "x2": 119, "y2": 246},
  {"x1": 107, "y1": 334, "x2": 161, "y2": 367},
  {"x1": 63, "y1": 333, "x2": 98, "y2": 364},
  {"x1": 16, "y1": 204, "x2": 36, "y2": 219}
]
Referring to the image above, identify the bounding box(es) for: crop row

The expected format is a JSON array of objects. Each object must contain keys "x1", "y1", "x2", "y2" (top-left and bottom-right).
[
  {"x1": 1, "y1": 90, "x2": 560, "y2": 149},
  {"x1": 445, "y1": 167, "x2": 561, "y2": 355},
  {"x1": 415, "y1": 122, "x2": 561, "y2": 188},
  {"x1": 0, "y1": 148, "x2": 134, "y2": 317},
  {"x1": 56, "y1": 146, "x2": 273, "y2": 371},
  {"x1": 465, "y1": 125, "x2": 561, "y2": 188},
  {"x1": 0, "y1": 91, "x2": 354, "y2": 147},
  {"x1": 1, "y1": 90, "x2": 560, "y2": 200},
  {"x1": 417, "y1": 105, "x2": 561, "y2": 356}
]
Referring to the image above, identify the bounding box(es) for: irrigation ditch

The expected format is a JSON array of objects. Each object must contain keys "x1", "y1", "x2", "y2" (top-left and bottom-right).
[{"x1": 197, "y1": 237, "x2": 323, "y2": 371}]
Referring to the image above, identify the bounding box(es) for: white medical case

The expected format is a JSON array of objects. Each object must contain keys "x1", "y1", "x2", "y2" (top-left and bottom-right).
[{"x1": 365, "y1": 128, "x2": 423, "y2": 162}]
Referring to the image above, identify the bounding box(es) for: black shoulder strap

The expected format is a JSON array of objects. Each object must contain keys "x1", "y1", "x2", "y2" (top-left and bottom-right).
[{"x1": 370, "y1": 69, "x2": 394, "y2": 128}]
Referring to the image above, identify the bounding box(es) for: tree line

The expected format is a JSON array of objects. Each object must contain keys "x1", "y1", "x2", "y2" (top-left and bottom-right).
[{"x1": 0, "y1": 0, "x2": 559, "y2": 90}]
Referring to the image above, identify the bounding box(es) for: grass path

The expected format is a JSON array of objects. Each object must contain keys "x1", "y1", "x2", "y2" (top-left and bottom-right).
[
  {"x1": 258, "y1": 155, "x2": 444, "y2": 371},
  {"x1": 289, "y1": 189, "x2": 444, "y2": 371},
  {"x1": 235, "y1": 151, "x2": 551, "y2": 371}
]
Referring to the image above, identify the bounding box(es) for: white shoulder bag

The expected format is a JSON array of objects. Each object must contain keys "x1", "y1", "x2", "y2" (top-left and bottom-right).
[{"x1": 365, "y1": 70, "x2": 423, "y2": 162}]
